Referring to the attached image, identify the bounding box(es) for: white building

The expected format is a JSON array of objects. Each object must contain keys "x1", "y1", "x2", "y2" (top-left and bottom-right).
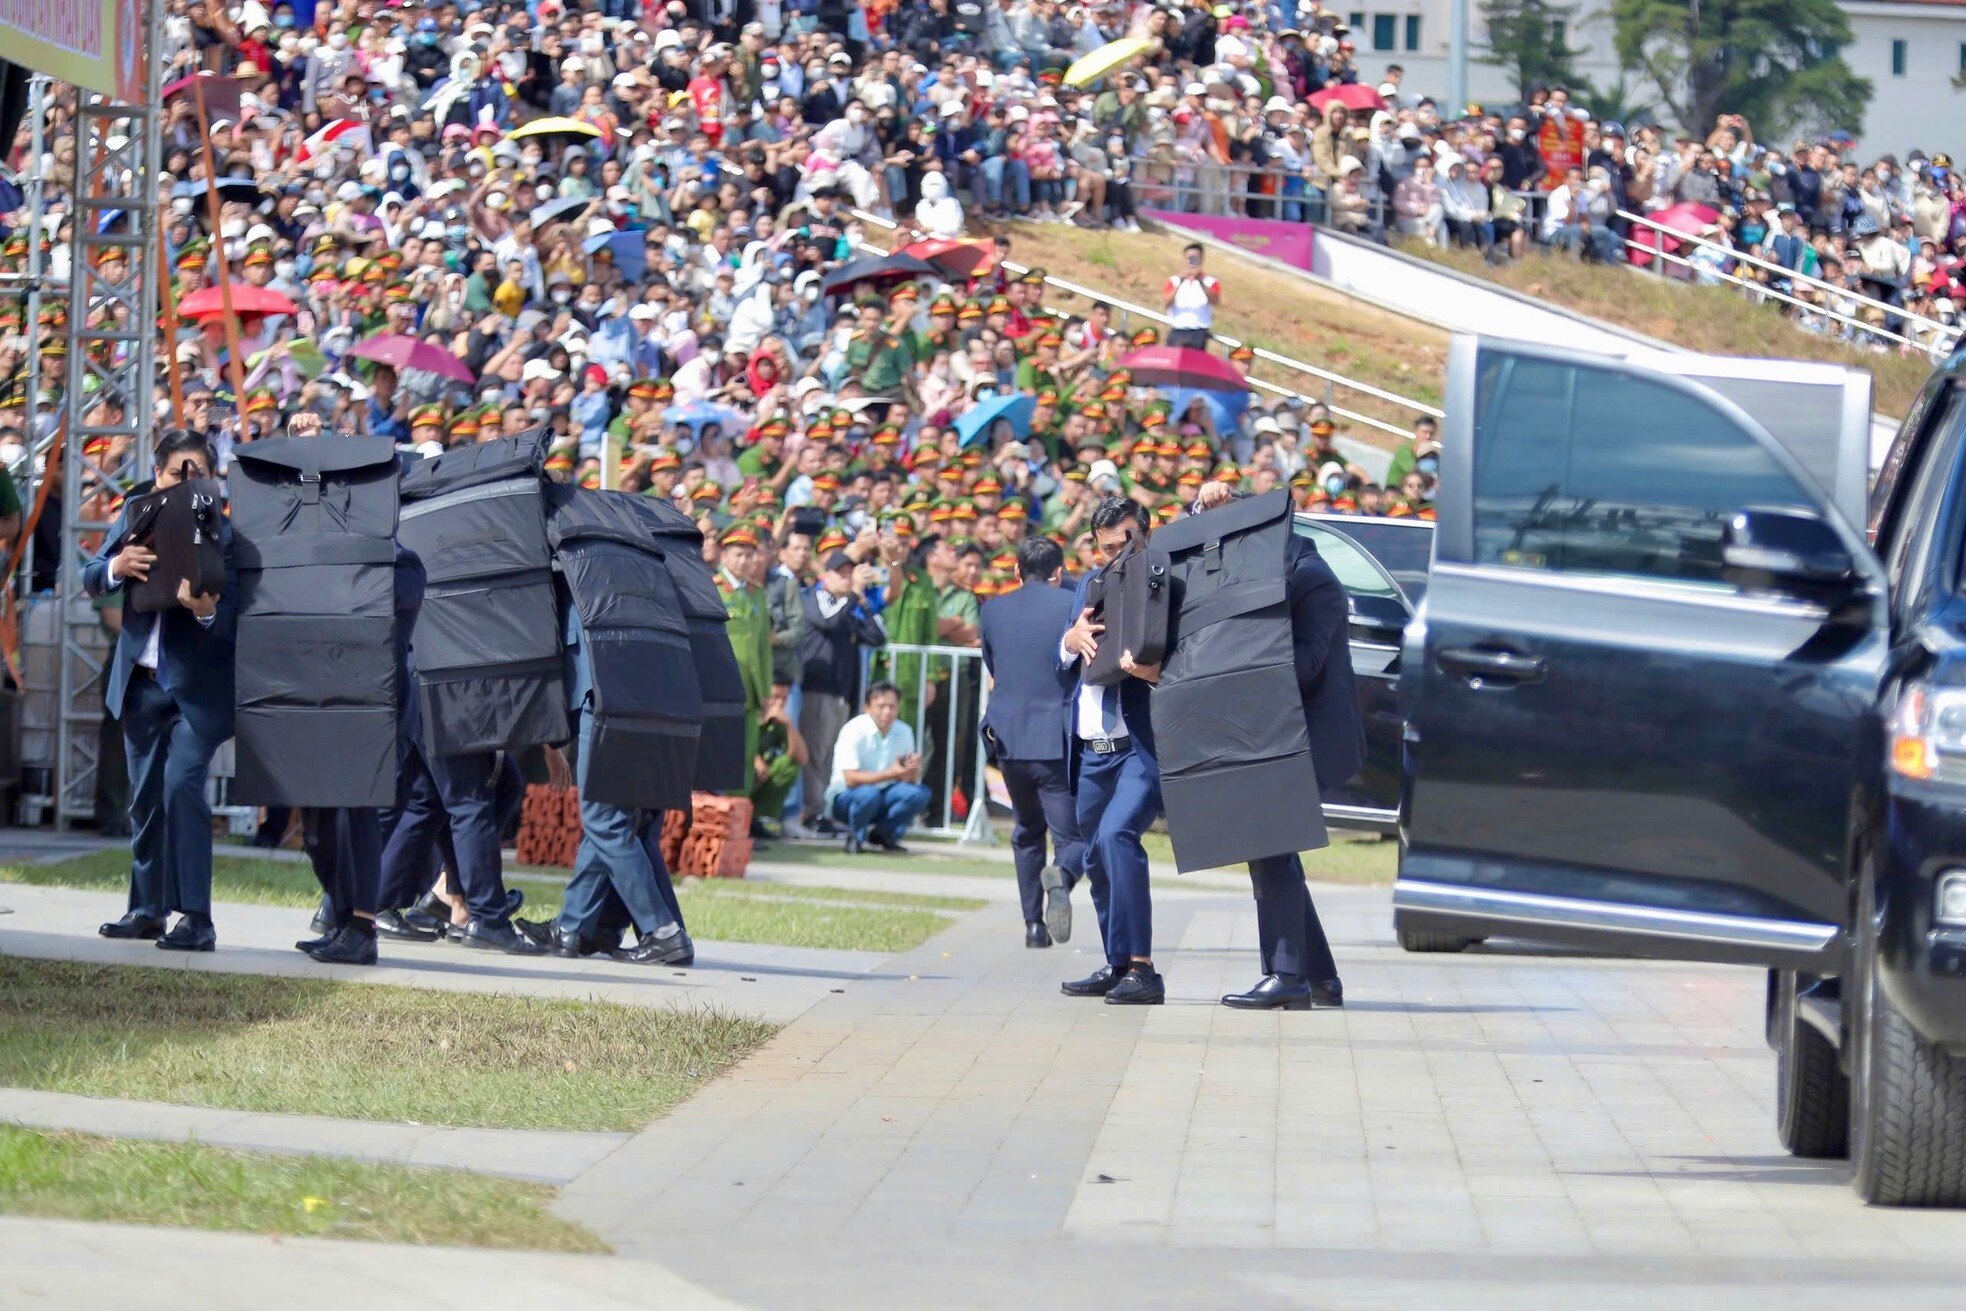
[{"x1": 1347, "y1": 0, "x2": 1964, "y2": 157}]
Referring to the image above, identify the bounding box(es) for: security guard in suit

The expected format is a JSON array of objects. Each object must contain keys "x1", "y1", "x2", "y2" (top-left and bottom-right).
[{"x1": 84, "y1": 430, "x2": 236, "y2": 953}]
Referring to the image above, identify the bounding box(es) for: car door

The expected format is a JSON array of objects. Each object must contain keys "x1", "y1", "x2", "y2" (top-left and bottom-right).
[
  {"x1": 1291, "y1": 515, "x2": 1407, "y2": 827},
  {"x1": 1394, "y1": 336, "x2": 1888, "y2": 970}
]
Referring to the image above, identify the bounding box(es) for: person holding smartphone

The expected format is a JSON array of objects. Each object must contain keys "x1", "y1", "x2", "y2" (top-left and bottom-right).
[{"x1": 1162, "y1": 241, "x2": 1221, "y2": 349}]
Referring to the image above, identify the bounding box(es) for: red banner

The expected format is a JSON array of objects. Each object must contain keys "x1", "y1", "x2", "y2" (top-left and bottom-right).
[{"x1": 1138, "y1": 210, "x2": 1316, "y2": 271}]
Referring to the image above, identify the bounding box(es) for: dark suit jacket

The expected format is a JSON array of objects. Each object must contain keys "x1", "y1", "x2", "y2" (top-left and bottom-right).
[
  {"x1": 1286, "y1": 536, "x2": 1366, "y2": 790},
  {"x1": 1059, "y1": 571, "x2": 1155, "y2": 759},
  {"x1": 82, "y1": 497, "x2": 239, "y2": 743},
  {"x1": 798, "y1": 585, "x2": 887, "y2": 701},
  {"x1": 978, "y1": 580, "x2": 1077, "y2": 761}
]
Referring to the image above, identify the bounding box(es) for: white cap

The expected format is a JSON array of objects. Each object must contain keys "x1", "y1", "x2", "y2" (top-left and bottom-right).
[
  {"x1": 1252, "y1": 415, "x2": 1281, "y2": 435},
  {"x1": 628, "y1": 303, "x2": 657, "y2": 320},
  {"x1": 652, "y1": 29, "x2": 683, "y2": 51},
  {"x1": 1007, "y1": 105, "x2": 1029, "y2": 122},
  {"x1": 334, "y1": 180, "x2": 363, "y2": 202},
  {"x1": 939, "y1": 100, "x2": 966, "y2": 119},
  {"x1": 418, "y1": 218, "x2": 448, "y2": 238},
  {"x1": 1184, "y1": 82, "x2": 1206, "y2": 96},
  {"x1": 1087, "y1": 458, "x2": 1122, "y2": 490},
  {"x1": 522, "y1": 358, "x2": 563, "y2": 381},
  {"x1": 587, "y1": 218, "x2": 617, "y2": 238},
  {"x1": 1263, "y1": 96, "x2": 1291, "y2": 114}
]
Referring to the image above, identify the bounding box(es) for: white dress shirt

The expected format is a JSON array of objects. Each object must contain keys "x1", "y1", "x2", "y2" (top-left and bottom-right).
[
  {"x1": 106, "y1": 554, "x2": 215, "y2": 670},
  {"x1": 1059, "y1": 632, "x2": 1128, "y2": 741}
]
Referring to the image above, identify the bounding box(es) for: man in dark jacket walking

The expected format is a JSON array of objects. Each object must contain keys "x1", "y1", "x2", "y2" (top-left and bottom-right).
[{"x1": 798, "y1": 551, "x2": 887, "y2": 830}]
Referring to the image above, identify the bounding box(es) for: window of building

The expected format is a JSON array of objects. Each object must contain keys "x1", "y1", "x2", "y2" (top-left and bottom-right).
[
  {"x1": 1348, "y1": 12, "x2": 1365, "y2": 32},
  {"x1": 1958, "y1": 41, "x2": 1966, "y2": 74},
  {"x1": 1892, "y1": 39, "x2": 1907, "y2": 76},
  {"x1": 1373, "y1": 13, "x2": 1397, "y2": 50},
  {"x1": 1551, "y1": 19, "x2": 1568, "y2": 51},
  {"x1": 1405, "y1": 15, "x2": 1423, "y2": 51}
]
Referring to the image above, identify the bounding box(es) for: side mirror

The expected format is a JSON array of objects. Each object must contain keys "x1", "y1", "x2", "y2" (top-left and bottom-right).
[
  {"x1": 1348, "y1": 593, "x2": 1408, "y2": 644},
  {"x1": 1722, "y1": 506, "x2": 1859, "y2": 595}
]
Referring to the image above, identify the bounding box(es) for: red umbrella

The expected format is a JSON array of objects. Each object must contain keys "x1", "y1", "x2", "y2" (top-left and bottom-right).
[
  {"x1": 1116, "y1": 345, "x2": 1247, "y2": 392},
  {"x1": 176, "y1": 284, "x2": 297, "y2": 320},
  {"x1": 899, "y1": 238, "x2": 998, "y2": 279},
  {"x1": 1309, "y1": 84, "x2": 1387, "y2": 115},
  {"x1": 1628, "y1": 201, "x2": 1720, "y2": 269},
  {"x1": 347, "y1": 333, "x2": 477, "y2": 384}
]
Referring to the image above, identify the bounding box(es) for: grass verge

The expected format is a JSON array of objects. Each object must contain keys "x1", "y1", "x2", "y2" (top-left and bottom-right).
[
  {"x1": 0, "y1": 957, "x2": 772, "y2": 1133},
  {"x1": 1, "y1": 852, "x2": 974, "y2": 954},
  {"x1": 1142, "y1": 830, "x2": 1397, "y2": 885},
  {"x1": 1406, "y1": 242, "x2": 1931, "y2": 419},
  {"x1": 0, "y1": 1125, "x2": 606, "y2": 1252}
]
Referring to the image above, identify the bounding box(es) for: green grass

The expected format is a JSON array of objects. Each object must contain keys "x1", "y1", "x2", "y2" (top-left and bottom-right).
[
  {"x1": 1142, "y1": 829, "x2": 1397, "y2": 884},
  {"x1": 0, "y1": 1125, "x2": 606, "y2": 1252},
  {"x1": 0, "y1": 958, "x2": 771, "y2": 1133},
  {"x1": 752, "y1": 840, "x2": 1015, "y2": 881},
  {"x1": 0, "y1": 852, "x2": 974, "y2": 954}
]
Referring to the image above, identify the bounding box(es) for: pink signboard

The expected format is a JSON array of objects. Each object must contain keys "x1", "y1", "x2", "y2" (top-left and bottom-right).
[{"x1": 1140, "y1": 210, "x2": 1315, "y2": 271}]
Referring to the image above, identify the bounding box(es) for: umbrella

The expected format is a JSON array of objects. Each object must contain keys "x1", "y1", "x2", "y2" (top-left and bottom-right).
[
  {"x1": 1309, "y1": 84, "x2": 1388, "y2": 114},
  {"x1": 163, "y1": 73, "x2": 244, "y2": 122},
  {"x1": 584, "y1": 228, "x2": 648, "y2": 282},
  {"x1": 822, "y1": 252, "x2": 937, "y2": 296},
  {"x1": 530, "y1": 195, "x2": 593, "y2": 229},
  {"x1": 294, "y1": 118, "x2": 372, "y2": 165},
  {"x1": 176, "y1": 284, "x2": 298, "y2": 319},
  {"x1": 347, "y1": 333, "x2": 477, "y2": 384},
  {"x1": 662, "y1": 401, "x2": 750, "y2": 435},
  {"x1": 899, "y1": 238, "x2": 997, "y2": 280},
  {"x1": 1116, "y1": 345, "x2": 1248, "y2": 392},
  {"x1": 173, "y1": 177, "x2": 262, "y2": 205},
  {"x1": 1629, "y1": 201, "x2": 1719, "y2": 269},
  {"x1": 955, "y1": 392, "x2": 1036, "y2": 447},
  {"x1": 1063, "y1": 36, "x2": 1158, "y2": 88},
  {"x1": 509, "y1": 116, "x2": 604, "y2": 144}
]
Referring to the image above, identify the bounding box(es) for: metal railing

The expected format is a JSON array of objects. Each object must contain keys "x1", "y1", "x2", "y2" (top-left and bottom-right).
[
  {"x1": 865, "y1": 640, "x2": 993, "y2": 845},
  {"x1": 850, "y1": 206, "x2": 1442, "y2": 438}
]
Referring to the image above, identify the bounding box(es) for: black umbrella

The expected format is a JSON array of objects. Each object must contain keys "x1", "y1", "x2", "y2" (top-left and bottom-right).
[
  {"x1": 173, "y1": 176, "x2": 262, "y2": 204},
  {"x1": 530, "y1": 194, "x2": 594, "y2": 230},
  {"x1": 822, "y1": 251, "x2": 938, "y2": 297}
]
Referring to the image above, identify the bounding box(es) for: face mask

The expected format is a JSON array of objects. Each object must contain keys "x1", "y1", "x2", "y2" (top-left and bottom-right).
[
  {"x1": 1323, "y1": 474, "x2": 1345, "y2": 495},
  {"x1": 279, "y1": 35, "x2": 297, "y2": 52},
  {"x1": 551, "y1": 288, "x2": 572, "y2": 304},
  {"x1": 847, "y1": 109, "x2": 867, "y2": 125},
  {"x1": 417, "y1": 32, "x2": 437, "y2": 46},
  {"x1": 274, "y1": 13, "x2": 293, "y2": 27},
  {"x1": 1507, "y1": 129, "x2": 1524, "y2": 143},
  {"x1": 298, "y1": 36, "x2": 318, "y2": 55},
  {"x1": 580, "y1": 34, "x2": 602, "y2": 53},
  {"x1": 521, "y1": 150, "x2": 543, "y2": 167},
  {"x1": 328, "y1": 32, "x2": 348, "y2": 50},
  {"x1": 304, "y1": 187, "x2": 326, "y2": 204},
  {"x1": 390, "y1": 164, "x2": 410, "y2": 182},
  {"x1": 275, "y1": 258, "x2": 296, "y2": 279}
]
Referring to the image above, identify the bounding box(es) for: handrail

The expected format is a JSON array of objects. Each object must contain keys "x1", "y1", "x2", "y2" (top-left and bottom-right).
[
  {"x1": 848, "y1": 207, "x2": 1441, "y2": 437},
  {"x1": 1615, "y1": 207, "x2": 1959, "y2": 353}
]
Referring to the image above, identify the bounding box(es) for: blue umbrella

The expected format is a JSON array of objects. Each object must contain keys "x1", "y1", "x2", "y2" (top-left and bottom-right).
[
  {"x1": 955, "y1": 392, "x2": 1035, "y2": 447},
  {"x1": 663, "y1": 401, "x2": 750, "y2": 435},
  {"x1": 584, "y1": 229, "x2": 648, "y2": 282},
  {"x1": 1162, "y1": 384, "x2": 1248, "y2": 435}
]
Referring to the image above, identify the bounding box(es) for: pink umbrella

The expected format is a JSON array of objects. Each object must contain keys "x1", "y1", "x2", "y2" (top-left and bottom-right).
[
  {"x1": 1116, "y1": 345, "x2": 1248, "y2": 392},
  {"x1": 1628, "y1": 201, "x2": 1720, "y2": 269},
  {"x1": 1309, "y1": 84, "x2": 1387, "y2": 115},
  {"x1": 347, "y1": 333, "x2": 476, "y2": 384}
]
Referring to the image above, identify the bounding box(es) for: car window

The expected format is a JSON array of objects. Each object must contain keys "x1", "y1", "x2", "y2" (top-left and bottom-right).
[
  {"x1": 1315, "y1": 518, "x2": 1432, "y2": 603},
  {"x1": 1292, "y1": 517, "x2": 1401, "y2": 603},
  {"x1": 1472, "y1": 353, "x2": 1818, "y2": 587}
]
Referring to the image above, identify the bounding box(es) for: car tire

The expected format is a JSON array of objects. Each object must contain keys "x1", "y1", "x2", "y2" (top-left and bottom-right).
[
  {"x1": 1396, "y1": 926, "x2": 1482, "y2": 953},
  {"x1": 1851, "y1": 863, "x2": 1966, "y2": 1205},
  {"x1": 1773, "y1": 970, "x2": 1849, "y2": 1159}
]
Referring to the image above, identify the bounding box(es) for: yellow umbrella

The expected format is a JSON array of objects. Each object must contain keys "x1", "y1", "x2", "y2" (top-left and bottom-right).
[
  {"x1": 1063, "y1": 37, "x2": 1158, "y2": 89},
  {"x1": 508, "y1": 116, "x2": 604, "y2": 142}
]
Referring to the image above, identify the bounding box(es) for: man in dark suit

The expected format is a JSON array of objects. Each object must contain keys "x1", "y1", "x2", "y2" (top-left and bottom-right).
[
  {"x1": 84, "y1": 429, "x2": 236, "y2": 953},
  {"x1": 979, "y1": 536, "x2": 1083, "y2": 949},
  {"x1": 1058, "y1": 498, "x2": 1165, "y2": 1005},
  {"x1": 1191, "y1": 485, "x2": 1366, "y2": 1010}
]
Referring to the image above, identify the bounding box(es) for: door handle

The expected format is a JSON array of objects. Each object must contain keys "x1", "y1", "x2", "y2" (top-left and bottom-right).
[{"x1": 1437, "y1": 646, "x2": 1547, "y2": 686}]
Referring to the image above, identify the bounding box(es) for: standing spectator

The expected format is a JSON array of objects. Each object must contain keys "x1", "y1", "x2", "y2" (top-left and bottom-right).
[
  {"x1": 798, "y1": 551, "x2": 889, "y2": 833},
  {"x1": 1393, "y1": 153, "x2": 1444, "y2": 245},
  {"x1": 1162, "y1": 241, "x2": 1220, "y2": 349}
]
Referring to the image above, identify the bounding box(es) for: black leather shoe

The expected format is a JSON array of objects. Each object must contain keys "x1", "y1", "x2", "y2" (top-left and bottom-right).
[
  {"x1": 98, "y1": 912, "x2": 167, "y2": 940},
  {"x1": 374, "y1": 909, "x2": 439, "y2": 943},
  {"x1": 310, "y1": 896, "x2": 333, "y2": 936},
  {"x1": 1309, "y1": 978, "x2": 1344, "y2": 1009},
  {"x1": 844, "y1": 835, "x2": 865, "y2": 856},
  {"x1": 614, "y1": 926, "x2": 694, "y2": 965},
  {"x1": 1105, "y1": 968, "x2": 1165, "y2": 1006},
  {"x1": 309, "y1": 924, "x2": 378, "y2": 966},
  {"x1": 502, "y1": 887, "x2": 525, "y2": 918},
  {"x1": 514, "y1": 917, "x2": 599, "y2": 958},
  {"x1": 1040, "y1": 865, "x2": 1072, "y2": 944},
  {"x1": 155, "y1": 917, "x2": 216, "y2": 953},
  {"x1": 868, "y1": 833, "x2": 909, "y2": 854},
  {"x1": 1061, "y1": 965, "x2": 1120, "y2": 997},
  {"x1": 1026, "y1": 922, "x2": 1052, "y2": 948},
  {"x1": 295, "y1": 932, "x2": 335, "y2": 954},
  {"x1": 460, "y1": 919, "x2": 544, "y2": 955},
  {"x1": 1222, "y1": 974, "x2": 1313, "y2": 1010}
]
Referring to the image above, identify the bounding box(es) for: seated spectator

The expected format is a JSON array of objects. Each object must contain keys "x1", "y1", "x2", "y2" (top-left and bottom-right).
[{"x1": 824, "y1": 682, "x2": 932, "y2": 856}]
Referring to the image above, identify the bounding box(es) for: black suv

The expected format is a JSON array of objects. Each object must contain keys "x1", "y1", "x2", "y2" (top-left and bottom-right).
[{"x1": 1395, "y1": 336, "x2": 1966, "y2": 1206}]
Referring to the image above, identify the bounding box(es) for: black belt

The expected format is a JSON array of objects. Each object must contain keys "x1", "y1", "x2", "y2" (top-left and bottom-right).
[{"x1": 1081, "y1": 735, "x2": 1129, "y2": 755}]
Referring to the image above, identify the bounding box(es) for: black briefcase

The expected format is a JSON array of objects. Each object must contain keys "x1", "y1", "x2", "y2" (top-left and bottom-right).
[
  {"x1": 1083, "y1": 540, "x2": 1171, "y2": 686},
  {"x1": 123, "y1": 478, "x2": 226, "y2": 613}
]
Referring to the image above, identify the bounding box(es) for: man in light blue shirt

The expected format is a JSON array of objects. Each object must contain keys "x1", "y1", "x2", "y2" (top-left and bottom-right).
[{"x1": 824, "y1": 681, "x2": 931, "y2": 855}]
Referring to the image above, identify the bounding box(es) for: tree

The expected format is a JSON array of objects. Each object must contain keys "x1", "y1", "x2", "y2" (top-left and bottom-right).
[
  {"x1": 1609, "y1": 0, "x2": 1872, "y2": 140},
  {"x1": 1479, "y1": 0, "x2": 1586, "y2": 102},
  {"x1": 1577, "y1": 74, "x2": 1658, "y2": 127}
]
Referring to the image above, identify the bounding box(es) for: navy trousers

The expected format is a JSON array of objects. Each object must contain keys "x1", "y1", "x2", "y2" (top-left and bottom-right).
[
  {"x1": 376, "y1": 745, "x2": 511, "y2": 925},
  {"x1": 1000, "y1": 756, "x2": 1083, "y2": 927},
  {"x1": 557, "y1": 711, "x2": 683, "y2": 942},
  {"x1": 1248, "y1": 852, "x2": 1339, "y2": 981},
  {"x1": 121, "y1": 669, "x2": 226, "y2": 920},
  {"x1": 303, "y1": 807, "x2": 384, "y2": 928},
  {"x1": 1075, "y1": 738, "x2": 1161, "y2": 967}
]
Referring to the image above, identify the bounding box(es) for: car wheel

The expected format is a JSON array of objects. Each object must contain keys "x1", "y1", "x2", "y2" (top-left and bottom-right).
[
  {"x1": 1850, "y1": 861, "x2": 1966, "y2": 1205},
  {"x1": 1773, "y1": 969, "x2": 1849, "y2": 1159},
  {"x1": 1396, "y1": 926, "x2": 1481, "y2": 953}
]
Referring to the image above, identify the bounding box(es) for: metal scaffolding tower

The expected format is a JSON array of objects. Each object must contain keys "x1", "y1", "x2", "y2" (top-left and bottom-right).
[{"x1": 55, "y1": 20, "x2": 164, "y2": 827}]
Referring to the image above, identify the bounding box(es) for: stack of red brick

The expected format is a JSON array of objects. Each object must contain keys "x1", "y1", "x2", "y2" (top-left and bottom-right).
[
  {"x1": 515, "y1": 784, "x2": 581, "y2": 868},
  {"x1": 516, "y1": 784, "x2": 753, "y2": 878},
  {"x1": 661, "y1": 795, "x2": 754, "y2": 879}
]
